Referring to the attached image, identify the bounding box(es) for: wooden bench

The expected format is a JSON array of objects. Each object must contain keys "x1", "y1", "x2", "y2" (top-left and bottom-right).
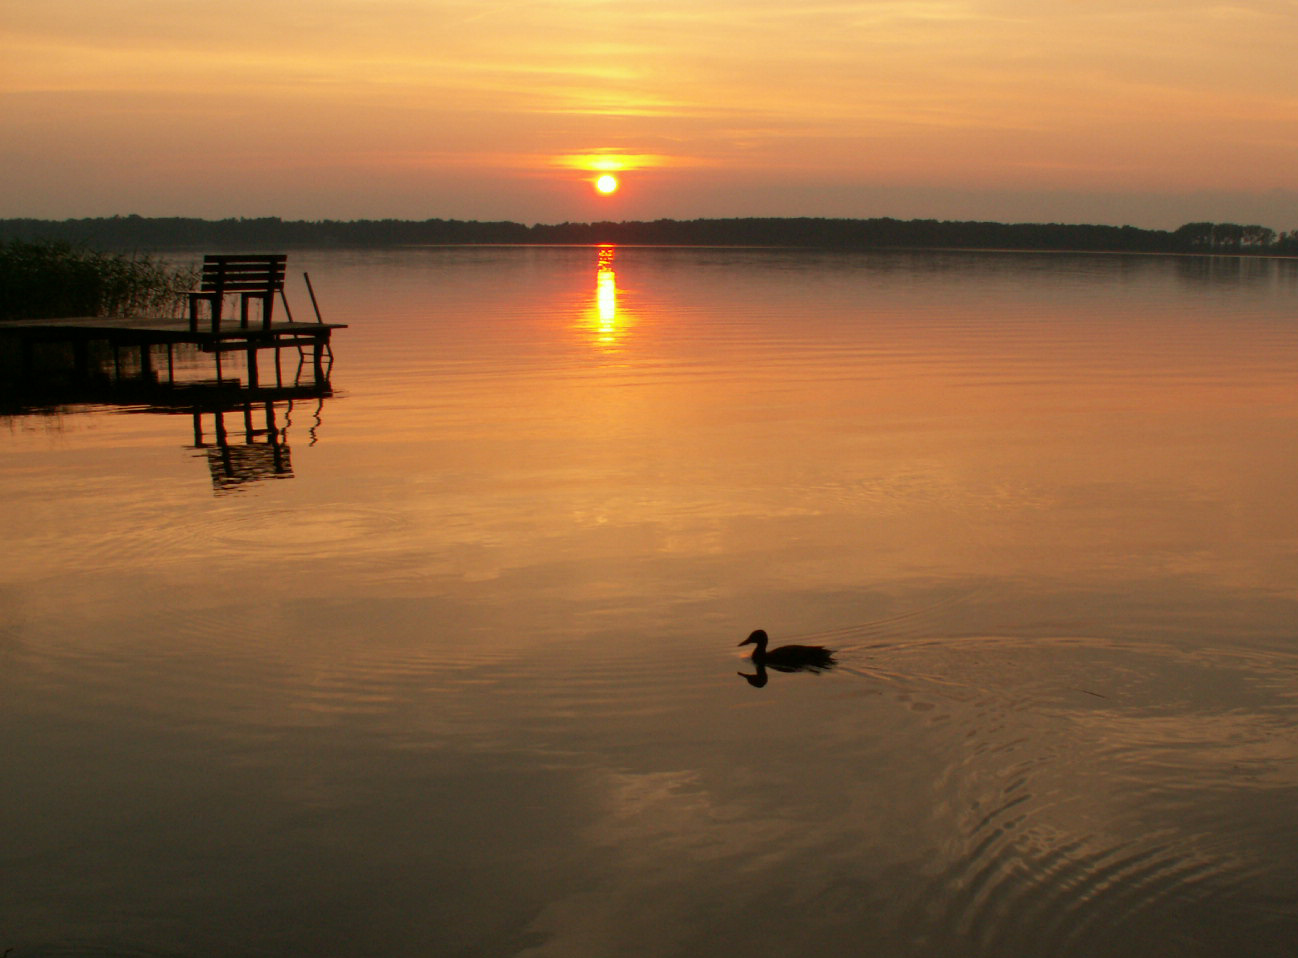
[{"x1": 188, "y1": 254, "x2": 288, "y2": 333}]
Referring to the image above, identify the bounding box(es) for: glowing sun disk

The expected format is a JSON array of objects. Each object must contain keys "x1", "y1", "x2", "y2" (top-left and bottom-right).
[{"x1": 595, "y1": 174, "x2": 619, "y2": 194}]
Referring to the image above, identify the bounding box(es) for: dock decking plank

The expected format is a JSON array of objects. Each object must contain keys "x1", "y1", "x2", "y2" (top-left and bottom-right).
[{"x1": 2, "y1": 315, "x2": 347, "y2": 343}]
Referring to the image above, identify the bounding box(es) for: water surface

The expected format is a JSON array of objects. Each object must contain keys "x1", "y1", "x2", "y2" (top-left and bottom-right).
[{"x1": 3, "y1": 247, "x2": 1297, "y2": 957}]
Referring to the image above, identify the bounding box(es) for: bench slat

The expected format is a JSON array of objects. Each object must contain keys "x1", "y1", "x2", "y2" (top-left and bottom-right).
[
  {"x1": 200, "y1": 262, "x2": 285, "y2": 268},
  {"x1": 198, "y1": 280, "x2": 285, "y2": 291},
  {"x1": 200, "y1": 265, "x2": 286, "y2": 274}
]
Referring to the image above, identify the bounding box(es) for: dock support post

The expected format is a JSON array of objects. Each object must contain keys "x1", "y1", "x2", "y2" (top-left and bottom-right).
[
  {"x1": 18, "y1": 333, "x2": 34, "y2": 391},
  {"x1": 73, "y1": 339, "x2": 89, "y2": 381},
  {"x1": 313, "y1": 333, "x2": 326, "y2": 385},
  {"x1": 213, "y1": 411, "x2": 233, "y2": 480},
  {"x1": 264, "y1": 402, "x2": 279, "y2": 444}
]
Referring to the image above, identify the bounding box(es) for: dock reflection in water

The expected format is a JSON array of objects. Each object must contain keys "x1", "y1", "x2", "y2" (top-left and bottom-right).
[
  {"x1": 1, "y1": 324, "x2": 333, "y2": 493},
  {"x1": 190, "y1": 396, "x2": 329, "y2": 493}
]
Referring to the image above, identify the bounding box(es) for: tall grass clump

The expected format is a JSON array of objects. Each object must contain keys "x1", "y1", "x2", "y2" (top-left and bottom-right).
[{"x1": 0, "y1": 240, "x2": 198, "y2": 321}]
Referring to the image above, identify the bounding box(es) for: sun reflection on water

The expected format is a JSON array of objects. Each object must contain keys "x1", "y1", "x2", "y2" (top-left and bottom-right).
[{"x1": 585, "y1": 244, "x2": 628, "y2": 349}]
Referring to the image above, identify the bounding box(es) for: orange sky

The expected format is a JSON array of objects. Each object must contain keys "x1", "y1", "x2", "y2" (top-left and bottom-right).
[{"x1": 3, "y1": 0, "x2": 1296, "y2": 228}]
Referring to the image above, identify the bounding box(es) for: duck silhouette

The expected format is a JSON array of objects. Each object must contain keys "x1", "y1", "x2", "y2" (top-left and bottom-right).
[{"x1": 737, "y1": 629, "x2": 837, "y2": 685}]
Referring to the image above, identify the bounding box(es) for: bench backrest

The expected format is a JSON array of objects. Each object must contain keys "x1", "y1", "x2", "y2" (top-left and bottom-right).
[{"x1": 198, "y1": 254, "x2": 287, "y2": 295}]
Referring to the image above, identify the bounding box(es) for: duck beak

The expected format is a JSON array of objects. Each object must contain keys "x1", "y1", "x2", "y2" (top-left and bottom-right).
[{"x1": 738, "y1": 636, "x2": 754, "y2": 647}]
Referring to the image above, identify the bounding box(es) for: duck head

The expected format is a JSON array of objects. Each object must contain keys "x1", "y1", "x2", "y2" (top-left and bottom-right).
[{"x1": 738, "y1": 629, "x2": 769, "y2": 651}]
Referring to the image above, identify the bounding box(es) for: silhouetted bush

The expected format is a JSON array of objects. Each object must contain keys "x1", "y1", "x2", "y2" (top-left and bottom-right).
[{"x1": 0, "y1": 240, "x2": 196, "y2": 321}]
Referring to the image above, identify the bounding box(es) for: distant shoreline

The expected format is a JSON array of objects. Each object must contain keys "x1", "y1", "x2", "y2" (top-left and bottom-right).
[{"x1": 2, "y1": 215, "x2": 1293, "y2": 256}]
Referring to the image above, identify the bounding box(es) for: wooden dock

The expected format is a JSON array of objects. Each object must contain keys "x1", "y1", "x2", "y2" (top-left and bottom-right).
[
  {"x1": 0, "y1": 255, "x2": 347, "y2": 491},
  {"x1": 0, "y1": 314, "x2": 347, "y2": 391},
  {"x1": 0, "y1": 315, "x2": 344, "y2": 492}
]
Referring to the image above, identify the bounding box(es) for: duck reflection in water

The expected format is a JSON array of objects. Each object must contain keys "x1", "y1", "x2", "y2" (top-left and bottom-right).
[{"x1": 737, "y1": 629, "x2": 837, "y2": 687}]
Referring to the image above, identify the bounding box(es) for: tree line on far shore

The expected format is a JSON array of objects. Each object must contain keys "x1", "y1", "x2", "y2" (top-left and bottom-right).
[{"x1": 1, "y1": 215, "x2": 1295, "y2": 254}]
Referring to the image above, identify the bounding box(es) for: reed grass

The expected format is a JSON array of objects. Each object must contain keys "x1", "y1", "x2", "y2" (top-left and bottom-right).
[{"x1": 0, "y1": 239, "x2": 197, "y2": 321}]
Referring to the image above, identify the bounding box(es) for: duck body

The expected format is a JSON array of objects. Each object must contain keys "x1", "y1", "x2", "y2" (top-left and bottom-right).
[{"x1": 738, "y1": 629, "x2": 837, "y2": 673}]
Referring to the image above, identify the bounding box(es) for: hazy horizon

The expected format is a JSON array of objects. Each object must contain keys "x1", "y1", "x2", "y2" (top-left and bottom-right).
[
  {"x1": 5, "y1": 202, "x2": 1294, "y2": 234},
  {"x1": 5, "y1": 1, "x2": 1296, "y2": 232},
  {"x1": 3, "y1": 187, "x2": 1295, "y2": 236}
]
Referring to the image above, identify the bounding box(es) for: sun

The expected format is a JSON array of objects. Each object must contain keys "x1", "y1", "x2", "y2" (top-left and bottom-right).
[{"x1": 594, "y1": 174, "x2": 619, "y2": 195}]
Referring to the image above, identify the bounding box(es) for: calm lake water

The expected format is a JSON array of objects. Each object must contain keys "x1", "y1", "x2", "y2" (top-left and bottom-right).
[{"x1": 3, "y1": 247, "x2": 1298, "y2": 957}]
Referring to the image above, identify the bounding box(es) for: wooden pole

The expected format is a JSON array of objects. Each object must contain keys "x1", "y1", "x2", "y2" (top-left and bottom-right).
[
  {"x1": 278, "y1": 287, "x2": 295, "y2": 323},
  {"x1": 304, "y1": 272, "x2": 324, "y2": 323}
]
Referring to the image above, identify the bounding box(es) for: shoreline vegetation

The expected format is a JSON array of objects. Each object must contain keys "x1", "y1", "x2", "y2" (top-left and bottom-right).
[
  {"x1": 0, "y1": 240, "x2": 196, "y2": 321},
  {"x1": 2, "y1": 215, "x2": 1295, "y2": 255}
]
